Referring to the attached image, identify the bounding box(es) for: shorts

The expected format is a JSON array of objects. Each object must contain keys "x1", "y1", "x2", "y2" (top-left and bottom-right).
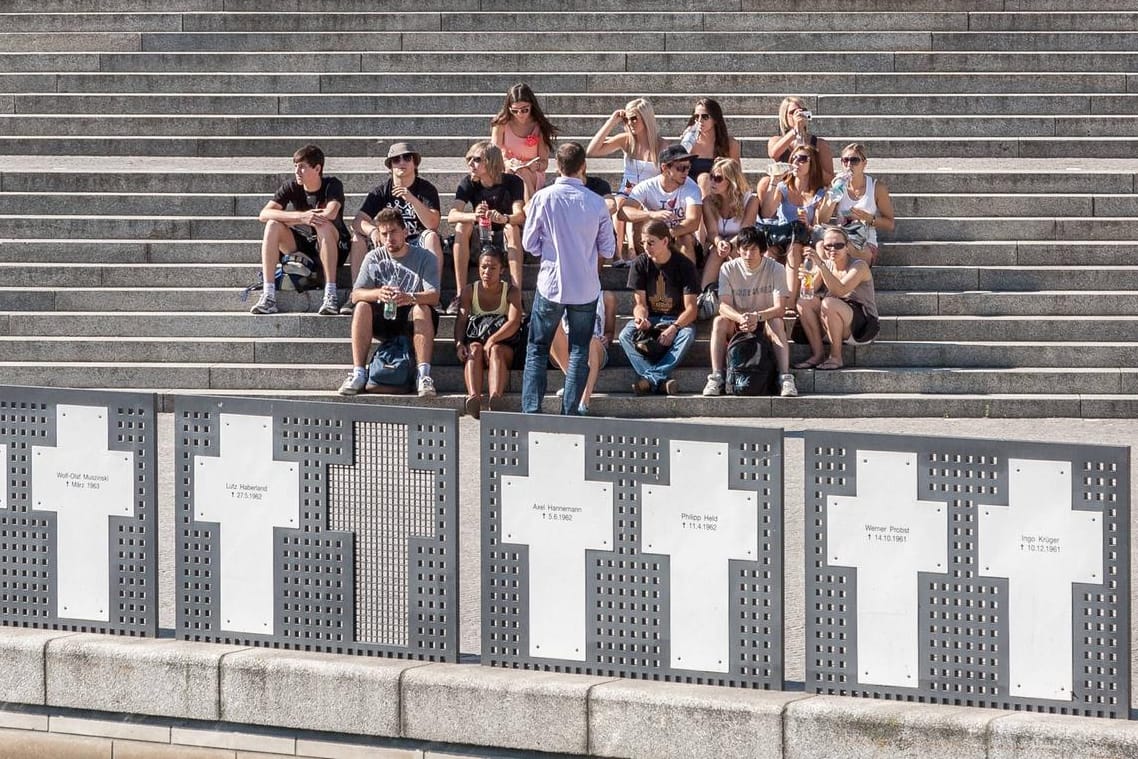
[
  {"x1": 465, "y1": 227, "x2": 506, "y2": 251},
  {"x1": 291, "y1": 224, "x2": 351, "y2": 269},
  {"x1": 368, "y1": 301, "x2": 441, "y2": 342},
  {"x1": 844, "y1": 300, "x2": 880, "y2": 345},
  {"x1": 688, "y1": 156, "x2": 714, "y2": 179},
  {"x1": 760, "y1": 221, "x2": 810, "y2": 252}
]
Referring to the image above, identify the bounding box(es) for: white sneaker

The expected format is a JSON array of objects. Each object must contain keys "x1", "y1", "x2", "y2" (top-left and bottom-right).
[
  {"x1": 338, "y1": 372, "x2": 366, "y2": 395},
  {"x1": 702, "y1": 372, "x2": 724, "y2": 397},
  {"x1": 250, "y1": 294, "x2": 277, "y2": 315},
  {"x1": 417, "y1": 375, "x2": 437, "y2": 398},
  {"x1": 555, "y1": 388, "x2": 565, "y2": 398},
  {"x1": 780, "y1": 373, "x2": 798, "y2": 398},
  {"x1": 318, "y1": 294, "x2": 338, "y2": 315}
]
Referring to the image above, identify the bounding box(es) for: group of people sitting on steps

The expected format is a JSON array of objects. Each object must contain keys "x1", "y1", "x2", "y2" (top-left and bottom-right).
[{"x1": 247, "y1": 85, "x2": 896, "y2": 411}]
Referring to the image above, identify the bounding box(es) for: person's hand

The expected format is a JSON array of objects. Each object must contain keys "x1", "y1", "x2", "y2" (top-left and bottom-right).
[
  {"x1": 739, "y1": 312, "x2": 759, "y2": 333},
  {"x1": 302, "y1": 210, "x2": 329, "y2": 226},
  {"x1": 805, "y1": 245, "x2": 824, "y2": 266},
  {"x1": 658, "y1": 324, "x2": 677, "y2": 347},
  {"x1": 612, "y1": 109, "x2": 625, "y2": 122},
  {"x1": 378, "y1": 285, "x2": 400, "y2": 304},
  {"x1": 715, "y1": 239, "x2": 732, "y2": 258},
  {"x1": 391, "y1": 184, "x2": 409, "y2": 200},
  {"x1": 475, "y1": 202, "x2": 490, "y2": 222},
  {"x1": 633, "y1": 314, "x2": 652, "y2": 331},
  {"x1": 456, "y1": 343, "x2": 469, "y2": 362},
  {"x1": 848, "y1": 208, "x2": 873, "y2": 224},
  {"x1": 649, "y1": 209, "x2": 672, "y2": 222},
  {"x1": 793, "y1": 111, "x2": 810, "y2": 133},
  {"x1": 369, "y1": 229, "x2": 382, "y2": 247}
]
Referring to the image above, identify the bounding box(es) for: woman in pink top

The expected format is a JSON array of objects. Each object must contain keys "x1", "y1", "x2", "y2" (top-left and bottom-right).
[{"x1": 490, "y1": 83, "x2": 559, "y2": 201}]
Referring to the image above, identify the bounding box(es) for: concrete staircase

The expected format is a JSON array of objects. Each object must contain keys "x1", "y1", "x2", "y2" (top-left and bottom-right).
[{"x1": 2, "y1": 2, "x2": 1137, "y2": 417}]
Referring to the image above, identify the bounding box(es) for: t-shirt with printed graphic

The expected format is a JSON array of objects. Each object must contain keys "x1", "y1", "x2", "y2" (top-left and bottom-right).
[
  {"x1": 454, "y1": 174, "x2": 525, "y2": 232},
  {"x1": 358, "y1": 176, "x2": 441, "y2": 242},
  {"x1": 718, "y1": 256, "x2": 786, "y2": 314},
  {"x1": 627, "y1": 175, "x2": 702, "y2": 230},
  {"x1": 628, "y1": 252, "x2": 699, "y2": 318},
  {"x1": 271, "y1": 176, "x2": 350, "y2": 240},
  {"x1": 353, "y1": 243, "x2": 440, "y2": 295}
]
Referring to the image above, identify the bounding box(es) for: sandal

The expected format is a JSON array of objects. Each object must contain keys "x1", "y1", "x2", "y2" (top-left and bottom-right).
[
  {"x1": 464, "y1": 394, "x2": 482, "y2": 419},
  {"x1": 793, "y1": 356, "x2": 825, "y2": 370},
  {"x1": 816, "y1": 358, "x2": 844, "y2": 371}
]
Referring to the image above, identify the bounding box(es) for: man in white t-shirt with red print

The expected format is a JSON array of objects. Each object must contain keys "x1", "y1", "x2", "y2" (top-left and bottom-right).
[
  {"x1": 619, "y1": 145, "x2": 703, "y2": 265},
  {"x1": 703, "y1": 226, "x2": 797, "y2": 398}
]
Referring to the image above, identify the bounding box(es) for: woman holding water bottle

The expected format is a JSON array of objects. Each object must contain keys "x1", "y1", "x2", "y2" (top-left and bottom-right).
[
  {"x1": 446, "y1": 142, "x2": 526, "y2": 313},
  {"x1": 761, "y1": 144, "x2": 826, "y2": 312},
  {"x1": 679, "y1": 98, "x2": 741, "y2": 197},
  {"x1": 794, "y1": 226, "x2": 879, "y2": 370},
  {"x1": 816, "y1": 143, "x2": 895, "y2": 266},
  {"x1": 767, "y1": 96, "x2": 835, "y2": 184}
]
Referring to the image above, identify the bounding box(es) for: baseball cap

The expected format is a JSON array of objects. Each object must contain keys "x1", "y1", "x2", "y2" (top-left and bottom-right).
[{"x1": 658, "y1": 145, "x2": 695, "y2": 166}]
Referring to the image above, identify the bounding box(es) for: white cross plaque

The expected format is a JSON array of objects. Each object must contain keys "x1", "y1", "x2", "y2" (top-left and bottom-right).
[
  {"x1": 642, "y1": 440, "x2": 758, "y2": 672},
  {"x1": 501, "y1": 431, "x2": 612, "y2": 661},
  {"x1": 979, "y1": 458, "x2": 1102, "y2": 700},
  {"x1": 828, "y1": 449, "x2": 948, "y2": 688},
  {"x1": 194, "y1": 413, "x2": 299, "y2": 635},
  {"x1": 31, "y1": 404, "x2": 134, "y2": 621}
]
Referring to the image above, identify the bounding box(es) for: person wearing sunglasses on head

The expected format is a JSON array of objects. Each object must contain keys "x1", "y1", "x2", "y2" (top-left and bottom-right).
[
  {"x1": 679, "y1": 98, "x2": 742, "y2": 198},
  {"x1": 586, "y1": 98, "x2": 669, "y2": 265},
  {"x1": 346, "y1": 143, "x2": 442, "y2": 313},
  {"x1": 761, "y1": 145, "x2": 826, "y2": 313},
  {"x1": 619, "y1": 145, "x2": 703, "y2": 265},
  {"x1": 701, "y1": 157, "x2": 759, "y2": 290},
  {"x1": 446, "y1": 142, "x2": 526, "y2": 313},
  {"x1": 815, "y1": 143, "x2": 895, "y2": 267},
  {"x1": 491, "y1": 82, "x2": 559, "y2": 202},
  {"x1": 767, "y1": 96, "x2": 835, "y2": 185},
  {"x1": 793, "y1": 226, "x2": 879, "y2": 371}
]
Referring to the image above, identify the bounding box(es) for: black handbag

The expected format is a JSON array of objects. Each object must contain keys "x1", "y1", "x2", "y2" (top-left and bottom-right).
[{"x1": 632, "y1": 326, "x2": 669, "y2": 363}]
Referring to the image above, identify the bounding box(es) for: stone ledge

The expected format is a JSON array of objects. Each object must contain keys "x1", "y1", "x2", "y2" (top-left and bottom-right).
[
  {"x1": 988, "y1": 711, "x2": 1138, "y2": 759},
  {"x1": 0, "y1": 628, "x2": 77, "y2": 706}
]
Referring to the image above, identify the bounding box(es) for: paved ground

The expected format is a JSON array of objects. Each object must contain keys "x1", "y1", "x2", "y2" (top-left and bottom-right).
[{"x1": 156, "y1": 412, "x2": 1138, "y2": 697}]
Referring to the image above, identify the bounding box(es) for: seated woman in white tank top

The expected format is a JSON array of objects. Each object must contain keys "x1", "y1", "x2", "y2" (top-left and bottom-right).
[
  {"x1": 818, "y1": 142, "x2": 895, "y2": 266},
  {"x1": 700, "y1": 157, "x2": 759, "y2": 289}
]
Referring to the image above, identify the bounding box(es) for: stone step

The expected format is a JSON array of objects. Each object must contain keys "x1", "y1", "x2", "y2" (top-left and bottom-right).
[
  {"x1": 873, "y1": 266, "x2": 1138, "y2": 292},
  {"x1": 16, "y1": 92, "x2": 1138, "y2": 118},
  {"x1": 5, "y1": 214, "x2": 1133, "y2": 243},
  {"x1": 2, "y1": 71, "x2": 1131, "y2": 96},
  {"x1": 886, "y1": 315, "x2": 1138, "y2": 342},
  {"x1": 4, "y1": 113, "x2": 1121, "y2": 139},
  {"x1": 10, "y1": 135, "x2": 1138, "y2": 160},
  {"x1": 10, "y1": 11, "x2": 1131, "y2": 34},
  {"x1": 5, "y1": 168, "x2": 1132, "y2": 196}
]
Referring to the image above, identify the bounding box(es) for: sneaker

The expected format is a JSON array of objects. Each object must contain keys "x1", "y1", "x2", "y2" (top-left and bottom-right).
[
  {"x1": 663, "y1": 379, "x2": 679, "y2": 396},
  {"x1": 339, "y1": 301, "x2": 354, "y2": 316},
  {"x1": 702, "y1": 372, "x2": 724, "y2": 397},
  {"x1": 577, "y1": 402, "x2": 589, "y2": 416},
  {"x1": 338, "y1": 372, "x2": 365, "y2": 396},
  {"x1": 318, "y1": 294, "x2": 338, "y2": 315},
  {"x1": 555, "y1": 387, "x2": 565, "y2": 398},
  {"x1": 445, "y1": 296, "x2": 461, "y2": 315},
  {"x1": 780, "y1": 373, "x2": 799, "y2": 398},
  {"x1": 632, "y1": 378, "x2": 652, "y2": 396},
  {"x1": 417, "y1": 375, "x2": 437, "y2": 398},
  {"x1": 249, "y1": 294, "x2": 277, "y2": 315}
]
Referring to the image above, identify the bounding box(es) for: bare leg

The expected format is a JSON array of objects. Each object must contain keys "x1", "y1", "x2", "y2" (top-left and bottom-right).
[
  {"x1": 709, "y1": 316, "x2": 737, "y2": 374},
  {"x1": 315, "y1": 224, "x2": 340, "y2": 285},
  {"x1": 411, "y1": 304, "x2": 435, "y2": 364},
  {"x1": 794, "y1": 295, "x2": 826, "y2": 367},
  {"x1": 348, "y1": 234, "x2": 368, "y2": 283},
  {"x1": 487, "y1": 344, "x2": 514, "y2": 400},
  {"x1": 675, "y1": 233, "x2": 698, "y2": 266},
  {"x1": 581, "y1": 338, "x2": 604, "y2": 406},
  {"x1": 785, "y1": 242, "x2": 803, "y2": 313},
  {"x1": 504, "y1": 224, "x2": 524, "y2": 293},
  {"x1": 260, "y1": 220, "x2": 294, "y2": 282},
  {"x1": 418, "y1": 228, "x2": 444, "y2": 282},
  {"x1": 452, "y1": 222, "x2": 473, "y2": 292},
  {"x1": 464, "y1": 342, "x2": 485, "y2": 399},
  {"x1": 700, "y1": 251, "x2": 729, "y2": 290},
  {"x1": 612, "y1": 197, "x2": 627, "y2": 259},
  {"x1": 515, "y1": 167, "x2": 539, "y2": 201},
  {"x1": 349, "y1": 302, "x2": 374, "y2": 367},
  {"x1": 764, "y1": 317, "x2": 791, "y2": 374},
  {"x1": 820, "y1": 297, "x2": 853, "y2": 366}
]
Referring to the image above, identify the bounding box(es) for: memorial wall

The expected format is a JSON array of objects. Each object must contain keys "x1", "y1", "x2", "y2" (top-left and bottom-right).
[{"x1": 0, "y1": 386, "x2": 1130, "y2": 719}]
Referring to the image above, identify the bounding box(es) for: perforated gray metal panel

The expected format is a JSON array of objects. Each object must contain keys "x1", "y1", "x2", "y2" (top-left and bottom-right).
[
  {"x1": 0, "y1": 386, "x2": 157, "y2": 636},
  {"x1": 805, "y1": 431, "x2": 1129, "y2": 718},
  {"x1": 482, "y1": 412, "x2": 783, "y2": 689},
  {"x1": 175, "y1": 396, "x2": 457, "y2": 661}
]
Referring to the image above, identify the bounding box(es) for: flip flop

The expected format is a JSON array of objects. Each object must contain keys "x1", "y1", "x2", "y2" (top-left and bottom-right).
[
  {"x1": 793, "y1": 356, "x2": 824, "y2": 369},
  {"x1": 816, "y1": 358, "x2": 844, "y2": 371}
]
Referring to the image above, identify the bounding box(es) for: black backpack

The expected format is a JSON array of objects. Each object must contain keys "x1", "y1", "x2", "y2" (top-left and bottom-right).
[{"x1": 726, "y1": 330, "x2": 778, "y2": 396}]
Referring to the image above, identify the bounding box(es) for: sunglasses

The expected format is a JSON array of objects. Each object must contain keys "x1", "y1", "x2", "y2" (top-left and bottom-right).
[
  {"x1": 791, "y1": 155, "x2": 811, "y2": 164},
  {"x1": 509, "y1": 106, "x2": 531, "y2": 115},
  {"x1": 669, "y1": 163, "x2": 691, "y2": 172},
  {"x1": 823, "y1": 242, "x2": 847, "y2": 250},
  {"x1": 624, "y1": 115, "x2": 639, "y2": 124},
  {"x1": 390, "y1": 153, "x2": 415, "y2": 164},
  {"x1": 709, "y1": 174, "x2": 726, "y2": 183},
  {"x1": 693, "y1": 113, "x2": 712, "y2": 121},
  {"x1": 466, "y1": 156, "x2": 484, "y2": 165},
  {"x1": 840, "y1": 156, "x2": 863, "y2": 165}
]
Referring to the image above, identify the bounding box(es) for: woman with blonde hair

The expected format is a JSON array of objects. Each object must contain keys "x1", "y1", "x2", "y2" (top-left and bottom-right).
[
  {"x1": 767, "y1": 96, "x2": 834, "y2": 184},
  {"x1": 490, "y1": 82, "x2": 559, "y2": 201},
  {"x1": 816, "y1": 142, "x2": 895, "y2": 265},
  {"x1": 587, "y1": 97, "x2": 669, "y2": 263},
  {"x1": 446, "y1": 142, "x2": 525, "y2": 312},
  {"x1": 700, "y1": 157, "x2": 759, "y2": 288}
]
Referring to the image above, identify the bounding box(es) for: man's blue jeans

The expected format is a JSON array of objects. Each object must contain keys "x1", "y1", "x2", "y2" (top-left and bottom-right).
[
  {"x1": 617, "y1": 316, "x2": 695, "y2": 390},
  {"x1": 522, "y1": 292, "x2": 598, "y2": 414}
]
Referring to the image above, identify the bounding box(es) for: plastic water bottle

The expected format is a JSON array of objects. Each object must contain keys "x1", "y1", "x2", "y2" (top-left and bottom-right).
[
  {"x1": 478, "y1": 211, "x2": 492, "y2": 246},
  {"x1": 680, "y1": 124, "x2": 698, "y2": 151},
  {"x1": 800, "y1": 258, "x2": 815, "y2": 300},
  {"x1": 383, "y1": 297, "x2": 396, "y2": 320},
  {"x1": 827, "y1": 171, "x2": 852, "y2": 203}
]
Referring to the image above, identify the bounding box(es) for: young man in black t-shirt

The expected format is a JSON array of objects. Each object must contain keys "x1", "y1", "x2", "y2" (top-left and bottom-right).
[
  {"x1": 348, "y1": 142, "x2": 442, "y2": 309},
  {"x1": 251, "y1": 144, "x2": 351, "y2": 315}
]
